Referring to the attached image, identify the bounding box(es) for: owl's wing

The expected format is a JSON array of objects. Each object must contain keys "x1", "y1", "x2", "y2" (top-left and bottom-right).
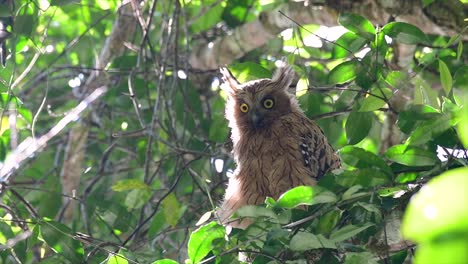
[{"x1": 299, "y1": 122, "x2": 341, "y2": 180}]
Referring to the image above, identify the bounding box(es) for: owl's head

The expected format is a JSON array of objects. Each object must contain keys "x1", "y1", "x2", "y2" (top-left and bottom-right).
[{"x1": 220, "y1": 65, "x2": 298, "y2": 131}]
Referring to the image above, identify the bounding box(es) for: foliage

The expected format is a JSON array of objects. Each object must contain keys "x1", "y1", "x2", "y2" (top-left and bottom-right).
[{"x1": 0, "y1": 0, "x2": 466, "y2": 263}]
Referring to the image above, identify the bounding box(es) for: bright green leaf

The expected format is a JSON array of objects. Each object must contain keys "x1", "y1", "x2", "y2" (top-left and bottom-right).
[
  {"x1": 412, "y1": 239, "x2": 468, "y2": 264},
  {"x1": 402, "y1": 167, "x2": 468, "y2": 242},
  {"x1": 17, "y1": 108, "x2": 33, "y2": 124},
  {"x1": 438, "y1": 59, "x2": 453, "y2": 95},
  {"x1": 382, "y1": 22, "x2": 426, "y2": 44},
  {"x1": 275, "y1": 186, "x2": 314, "y2": 209},
  {"x1": 338, "y1": 13, "x2": 375, "y2": 40},
  {"x1": 290, "y1": 232, "x2": 336, "y2": 251},
  {"x1": 328, "y1": 60, "x2": 359, "y2": 84},
  {"x1": 188, "y1": 221, "x2": 225, "y2": 263},
  {"x1": 332, "y1": 32, "x2": 368, "y2": 59},
  {"x1": 107, "y1": 253, "x2": 129, "y2": 264},
  {"x1": 385, "y1": 144, "x2": 438, "y2": 167},
  {"x1": 345, "y1": 111, "x2": 373, "y2": 145}
]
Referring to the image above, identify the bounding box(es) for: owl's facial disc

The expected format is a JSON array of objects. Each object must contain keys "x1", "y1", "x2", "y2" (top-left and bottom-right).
[{"x1": 250, "y1": 111, "x2": 265, "y2": 128}]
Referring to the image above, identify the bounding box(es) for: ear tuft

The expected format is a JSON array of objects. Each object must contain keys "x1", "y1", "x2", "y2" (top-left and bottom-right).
[
  {"x1": 220, "y1": 67, "x2": 240, "y2": 96},
  {"x1": 272, "y1": 64, "x2": 294, "y2": 89}
]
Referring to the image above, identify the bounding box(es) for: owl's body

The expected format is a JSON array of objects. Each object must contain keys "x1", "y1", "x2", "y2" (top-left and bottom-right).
[{"x1": 219, "y1": 65, "x2": 340, "y2": 227}]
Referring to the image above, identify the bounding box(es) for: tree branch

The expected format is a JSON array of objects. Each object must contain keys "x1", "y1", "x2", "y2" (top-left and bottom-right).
[{"x1": 189, "y1": 0, "x2": 467, "y2": 70}]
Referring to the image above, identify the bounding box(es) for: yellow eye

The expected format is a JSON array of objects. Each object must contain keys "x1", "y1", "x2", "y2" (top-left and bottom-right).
[
  {"x1": 263, "y1": 98, "x2": 274, "y2": 109},
  {"x1": 240, "y1": 103, "x2": 249, "y2": 113}
]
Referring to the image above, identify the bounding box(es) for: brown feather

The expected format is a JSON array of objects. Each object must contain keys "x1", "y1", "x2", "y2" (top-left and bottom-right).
[{"x1": 218, "y1": 65, "x2": 340, "y2": 228}]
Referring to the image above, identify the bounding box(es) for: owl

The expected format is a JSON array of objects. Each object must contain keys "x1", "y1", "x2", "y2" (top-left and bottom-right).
[{"x1": 218, "y1": 64, "x2": 341, "y2": 228}]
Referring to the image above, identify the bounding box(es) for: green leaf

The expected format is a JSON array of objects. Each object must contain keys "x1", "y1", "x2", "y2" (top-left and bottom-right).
[
  {"x1": 454, "y1": 66, "x2": 468, "y2": 90},
  {"x1": 438, "y1": 59, "x2": 453, "y2": 95},
  {"x1": 124, "y1": 189, "x2": 151, "y2": 210},
  {"x1": 0, "y1": 138, "x2": 6, "y2": 161},
  {"x1": 14, "y1": 15, "x2": 34, "y2": 37},
  {"x1": 406, "y1": 114, "x2": 453, "y2": 145},
  {"x1": 385, "y1": 144, "x2": 438, "y2": 167},
  {"x1": 414, "y1": 75, "x2": 440, "y2": 108},
  {"x1": 341, "y1": 185, "x2": 363, "y2": 200},
  {"x1": 402, "y1": 167, "x2": 468, "y2": 242},
  {"x1": 190, "y1": 3, "x2": 224, "y2": 33},
  {"x1": 188, "y1": 221, "x2": 225, "y2": 263},
  {"x1": 384, "y1": 71, "x2": 408, "y2": 88},
  {"x1": 274, "y1": 186, "x2": 314, "y2": 209},
  {"x1": 50, "y1": 0, "x2": 77, "y2": 6},
  {"x1": 358, "y1": 87, "x2": 393, "y2": 112},
  {"x1": 107, "y1": 252, "x2": 128, "y2": 264},
  {"x1": 422, "y1": 0, "x2": 435, "y2": 7},
  {"x1": 456, "y1": 39, "x2": 463, "y2": 61},
  {"x1": 328, "y1": 59, "x2": 359, "y2": 84},
  {"x1": 412, "y1": 239, "x2": 468, "y2": 264},
  {"x1": 0, "y1": 4, "x2": 12, "y2": 16},
  {"x1": 221, "y1": 0, "x2": 256, "y2": 27},
  {"x1": 345, "y1": 252, "x2": 378, "y2": 264},
  {"x1": 398, "y1": 104, "x2": 439, "y2": 134},
  {"x1": 458, "y1": 94, "x2": 468, "y2": 148},
  {"x1": 148, "y1": 211, "x2": 167, "y2": 237},
  {"x1": 40, "y1": 220, "x2": 84, "y2": 263},
  {"x1": 337, "y1": 168, "x2": 390, "y2": 188},
  {"x1": 236, "y1": 205, "x2": 279, "y2": 221},
  {"x1": 332, "y1": 32, "x2": 368, "y2": 59},
  {"x1": 161, "y1": 193, "x2": 182, "y2": 227},
  {"x1": 339, "y1": 146, "x2": 393, "y2": 175},
  {"x1": 111, "y1": 179, "x2": 150, "y2": 192},
  {"x1": 382, "y1": 22, "x2": 426, "y2": 44},
  {"x1": 345, "y1": 111, "x2": 373, "y2": 145},
  {"x1": 227, "y1": 62, "x2": 271, "y2": 83},
  {"x1": 17, "y1": 108, "x2": 33, "y2": 124},
  {"x1": 152, "y1": 259, "x2": 178, "y2": 264},
  {"x1": 290, "y1": 232, "x2": 336, "y2": 251},
  {"x1": 330, "y1": 223, "x2": 373, "y2": 242},
  {"x1": 317, "y1": 209, "x2": 342, "y2": 235},
  {"x1": 338, "y1": 13, "x2": 375, "y2": 40},
  {"x1": 313, "y1": 190, "x2": 338, "y2": 204},
  {"x1": 208, "y1": 116, "x2": 228, "y2": 142}
]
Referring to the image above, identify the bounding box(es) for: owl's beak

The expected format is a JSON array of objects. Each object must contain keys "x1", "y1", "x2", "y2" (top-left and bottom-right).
[{"x1": 251, "y1": 111, "x2": 265, "y2": 128}]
